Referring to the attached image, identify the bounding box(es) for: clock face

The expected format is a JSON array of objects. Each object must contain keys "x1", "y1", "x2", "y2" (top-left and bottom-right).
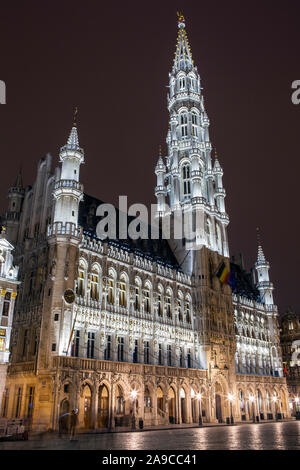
[{"x1": 64, "y1": 289, "x2": 75, "y2": 304}]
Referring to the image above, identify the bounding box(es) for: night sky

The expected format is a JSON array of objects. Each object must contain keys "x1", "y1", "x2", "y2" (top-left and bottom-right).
[{"x1": 0, "y1": 1, "x2": 299, "y2": 314}]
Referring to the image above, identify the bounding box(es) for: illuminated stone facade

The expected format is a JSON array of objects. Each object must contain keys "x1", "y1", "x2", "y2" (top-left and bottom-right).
[
  {"x1": 280, "y1": 311, "x2": 300, "y2": 415},
  {"x1": 0, "y1": 230, "x2": 19, "y2": 416},
  {"x1": 0, "y1": 15, "x2": 289, "y2": 431}
]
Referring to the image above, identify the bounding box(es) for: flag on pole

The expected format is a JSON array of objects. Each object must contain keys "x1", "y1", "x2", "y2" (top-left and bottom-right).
[{"x1": 216, "y1": 262, "x2": 236, "y2": 288}]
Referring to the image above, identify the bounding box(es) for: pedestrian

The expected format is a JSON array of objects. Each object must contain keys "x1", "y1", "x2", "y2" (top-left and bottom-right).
[{"x1": 70, "y1": 409, "x2": 78, "y2": 441}]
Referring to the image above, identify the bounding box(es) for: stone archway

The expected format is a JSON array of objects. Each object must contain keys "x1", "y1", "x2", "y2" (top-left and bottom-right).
[
  {"x1": 214, "y1": 382, "x2": 223, "y2": 423},
  {"x1": 238, "y1": 388, "x2": 246, "y2": 421},
  {"x1": 98, "y1": 384, "x2": 109, "y2": 428},
  {"x1": 114, "y1": 385, "x2": 125, "y2": 426},
  {"x1": 157, "y1": 386, "x2": 164, "y2": 415},
  {"x1": 79, "y1": 383, "x2": 92, "y2": 429},
  {"x1": 61, "y1": 398, "x2": 70, "y2": 414},
  {"x1": 59, "y1": 399, "x2": 71, "y2": 434}
]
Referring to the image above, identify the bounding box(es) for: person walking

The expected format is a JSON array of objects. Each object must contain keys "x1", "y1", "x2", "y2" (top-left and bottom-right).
[{"x1": 70, "y1": 409, "x2": 78, "y2": 441}]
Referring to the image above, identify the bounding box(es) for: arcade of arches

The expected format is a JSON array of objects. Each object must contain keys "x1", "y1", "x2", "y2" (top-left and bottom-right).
[{"x1": 56, "y1": 373, "x2": 289, "y2": 431}]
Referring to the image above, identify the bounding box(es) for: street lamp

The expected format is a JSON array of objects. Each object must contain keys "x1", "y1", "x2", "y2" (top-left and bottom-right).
[
  {"x1": 295, "y1": 397, "x2": 300, "y2": 420},
  {"x1": 249, "y1": 395, "x2": 255, "y2": 423},
  {"x1": 196, "y1": 393, "x2": 202, "y2": 426},
  {"x1": 228, "y1": 393, "x2": 234, "y2": 424},
  {"x1": 131, "y1": 390, "x2": 137, "y2": 430}
]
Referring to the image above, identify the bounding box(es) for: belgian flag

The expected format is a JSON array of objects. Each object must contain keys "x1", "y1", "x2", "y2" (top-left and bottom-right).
[{"x1": 216, "y1": 262, "x2": 235, "y2": 288}]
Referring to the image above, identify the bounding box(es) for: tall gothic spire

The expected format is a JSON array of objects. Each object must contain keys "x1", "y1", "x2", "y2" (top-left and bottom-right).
[
  {"x1": 256, "y1": 227, "x2": 267, "y2": 264},
  {"x1": 172, "y1": 13, "x2": 194, "y2": 73},
  {"x1": 14, "y1": 168, "x2": 23, "y2": 189},
  {"x1": 65, "y1": 107, "x2": 80, "y2": 150}
]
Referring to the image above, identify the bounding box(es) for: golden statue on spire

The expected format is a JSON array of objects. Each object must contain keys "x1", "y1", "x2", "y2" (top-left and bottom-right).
[{"x1": 177, "y1": 11, "x2": 185, "y2": 28}]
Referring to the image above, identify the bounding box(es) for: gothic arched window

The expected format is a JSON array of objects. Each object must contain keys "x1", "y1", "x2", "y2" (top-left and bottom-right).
[
  {"x1": 180, "y1": 113, "x2": 188, "y2": 137},
  {"x1": 77, "y1": 260, "x2": 86, "y2": 297},
  {"x1": 119, "y1": 274, "x2": 127, "y2": 308},
  {"x1": 178, "y1": 76, "x2": 186, "y2": 90},
  {"x1": 107, "y1": 270, "x2": 116, "y2": 305},
  {"x1": 191, "y1": 111, "x2": 198, "y2": 137},
  {"x1": 144, "y1": 283, "x2": 151, "y2": 313},
  {"x1": 157, "y1": 285, "x2": 163, "y2": 317},
  {"x1": 165, "y1": 288, "x2": 172, "y2": 319},
  {"x1": 182, "y1": 163, "x2": 191, "y2": 196},
  {"x1": 89, "y1": 265, "x2": 100, "y2": 301},
  {"x1": 134, "y1": 277, "x2": 141, "y2": 311}
]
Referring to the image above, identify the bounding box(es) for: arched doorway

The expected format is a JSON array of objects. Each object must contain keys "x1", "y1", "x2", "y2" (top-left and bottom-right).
[
  {"x1": 169, "y1": 387, "x2": 176, "y2": 424},
  {"x1": 82, "y1": 384, "x2": 92, "y2": 429},
  {"x1": 215, "y1": 394, "x2": 222, "y2": 422},
  {"x1": 180, "y1": 387, "x2": 187, "y2": 423},
  {"x1": 59, "y1": 399, "x2": 71, "y2": 434},
  {"x1": 98, "y1": 384, "x2": 109, "y2": 427},
  {"x1": 157, "y1": 386, "x2": 164, "y2": 421},
  {"x1": 61, "y1": 398, "x2": 70, "y2": 414},
  {"x1": 115, "y1": 385, "x2": 125, "y2": 426},
  {"x1": 214, "y1": 382, "x2": 223, "y2": 423},
  {"x1": 239, "y1": 390, "x2": 246, "y2": 421}
]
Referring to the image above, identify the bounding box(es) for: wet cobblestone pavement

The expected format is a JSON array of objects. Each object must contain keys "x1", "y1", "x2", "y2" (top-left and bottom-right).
[{"x1": 0, "y1": 421, "x2": 300, "y2": 450}]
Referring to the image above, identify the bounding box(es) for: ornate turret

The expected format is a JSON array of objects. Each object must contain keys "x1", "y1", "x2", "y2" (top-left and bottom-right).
[
  {"x1": 4, "y1": 169, "x2": 25, "y2": 245},
  {"x1": 255, "y1": 228, "x2": 274, "y2": 307},
  {"x1": 50, "y1": 109, "x2": 84, "y2": 238},
  {"x1": 155, "y1": 147, "x2": 167, "y2": 215}
]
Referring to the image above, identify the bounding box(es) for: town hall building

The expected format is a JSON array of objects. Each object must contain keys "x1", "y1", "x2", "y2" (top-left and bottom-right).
[{"x1": 0, "y1": 14, "x2": 289, "y2": 431}]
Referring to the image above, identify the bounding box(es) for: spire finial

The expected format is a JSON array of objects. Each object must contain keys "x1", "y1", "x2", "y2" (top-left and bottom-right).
[
  {"x1": 159, "y1": 145, "x2": 162, "y2": 157},
  {"x1": 256, "y1": 226, "x2": 261, "y2": 246},
  {"x1": 73, "y1": 106, "x2": 78, "y2": 127},
  {"x1": 215, "y1": 148, "x2": 218, "y2": 159}
]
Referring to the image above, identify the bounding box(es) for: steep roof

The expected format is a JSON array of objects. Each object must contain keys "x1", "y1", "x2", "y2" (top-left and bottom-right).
[
  {"x1": 79, "y1": 193, "x2": 182, "y2": 271},
  {"x1": 230, "y1": 261, "x2": 261, "y2": 302}
]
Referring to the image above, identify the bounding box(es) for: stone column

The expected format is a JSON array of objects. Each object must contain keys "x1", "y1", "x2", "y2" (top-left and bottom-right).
[
  {"x1": 177, "y1": 386, "x2": 182, "y2": 424},
  {"x1": 109, "y1": 383, "x2": 115, "y2": 430},
  {"x1": 92, "y1": 385, "x2": 99, "y2": 429},
  {"x1": 153, "y1": 387, "x2": 158, "y2": 425}
]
